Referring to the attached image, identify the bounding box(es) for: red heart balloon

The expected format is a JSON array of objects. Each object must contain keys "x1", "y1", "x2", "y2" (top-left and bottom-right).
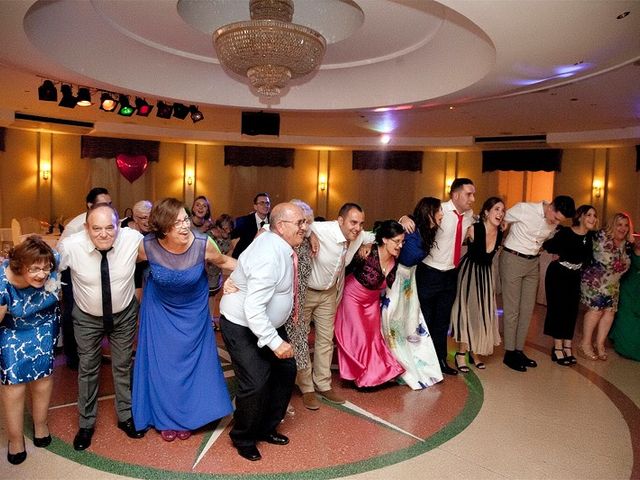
[{"x1": 116, "y1": 154, "x2": 148, "y2": 183}]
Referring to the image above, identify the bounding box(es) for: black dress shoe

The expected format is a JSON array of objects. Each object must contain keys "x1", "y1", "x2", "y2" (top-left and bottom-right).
[
  {"x1": 73, "y1": 428, "x2": 94, "y2": 451},
  {"x1": 7, "y1": 440, "x2": 27, "y2": 465},
  {"x1": 260, "y1": 432, "x2": 289, "y2": 445},
  {"x1": 503, "y1": 350, "x2": 527, "y2": 372},
  {"x1": 33, "y1": 434, "x2": 52, "y2": 448},
  {"x1": 117, "y1": 418, "x2": 145, "y2": 439},
  {"x1": 236, "y1": 445, "x2": 261, "y2": 461},
  {"x1": 516, "y1": 350, "x2": 538, "y2": 368},
  {"x1": 439, "y1": 360, "x2": 459, "y2": 376}
]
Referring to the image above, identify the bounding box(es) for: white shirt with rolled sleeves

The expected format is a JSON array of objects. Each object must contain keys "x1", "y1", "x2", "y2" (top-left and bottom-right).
[
  {"x1": 424, "y1": 199, "x2": 475, "y2": 271},
  {"x1": 503, "y1": 201, "x2": 555, "y2": 256},
  {"x1": 220, "y1": 230, "x2": 295, "y2": 352},
  {"x1": 307, "y1": 220, "x2": 375, "y2": 291},
  {"x1": 57, "y1": 227, "x2": 143, "y2": 316}
]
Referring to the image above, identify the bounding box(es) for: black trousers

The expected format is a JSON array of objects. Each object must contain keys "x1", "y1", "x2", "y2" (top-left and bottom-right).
[
  {"x1": 544, "y1": 262, "x2": 581, "y2": 340},
  {"x1": 415, "y1": 264, "x2": 458, "y2": 362},
  {"x1": 220, "y1": 316, "x2": 296, "y2": 448}
]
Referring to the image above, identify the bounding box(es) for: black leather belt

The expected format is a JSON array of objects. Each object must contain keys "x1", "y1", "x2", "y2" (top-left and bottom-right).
[{"x1": 503, "y1": 246, "x2": 539, "y2": 260}]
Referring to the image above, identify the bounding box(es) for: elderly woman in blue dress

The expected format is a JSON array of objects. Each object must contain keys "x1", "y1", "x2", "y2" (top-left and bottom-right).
[{"x1": 0, "y1": 237, "x2": 61, "y2": 465}]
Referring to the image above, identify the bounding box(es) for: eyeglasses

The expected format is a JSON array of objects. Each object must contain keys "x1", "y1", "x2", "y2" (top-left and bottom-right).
[
  {"x1": 27, "y1": 266, "x2": 52, "y2": 275},
  {"x1": 388, "y1": 238, "x2": 405, "y2": 246},
  {"x1": 256, "y1": 201, "x2": 271, "y2": 206},
  {"x1": 173, "y1": 217, "x2": 191, "y2": 228},
  {"x1": 281, "y1": 219, "x2": 308, "y2": 228}
]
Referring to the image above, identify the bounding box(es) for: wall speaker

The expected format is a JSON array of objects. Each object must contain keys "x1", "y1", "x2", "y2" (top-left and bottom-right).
[{"x1": 241, "y1": 111, "x2": 280, "y2": 136}]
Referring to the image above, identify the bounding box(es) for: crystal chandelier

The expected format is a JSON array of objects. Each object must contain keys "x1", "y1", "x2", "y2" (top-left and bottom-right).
[{"x1": 213, "y1": 0, "x2": 326, "y2": 97}]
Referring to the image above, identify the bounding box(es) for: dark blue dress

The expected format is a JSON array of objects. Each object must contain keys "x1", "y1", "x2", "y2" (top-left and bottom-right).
[
  {"x1": 0, "y1": 257, "x2": 61, "y2": 384},
  {"x1": 132, "y1": 233, "x2": 233, "y2": 431}
]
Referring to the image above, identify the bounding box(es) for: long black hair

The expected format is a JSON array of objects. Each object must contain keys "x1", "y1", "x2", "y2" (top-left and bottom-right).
[{"x1": 413, "y1": 196, "x2": 441, "y2": 253}]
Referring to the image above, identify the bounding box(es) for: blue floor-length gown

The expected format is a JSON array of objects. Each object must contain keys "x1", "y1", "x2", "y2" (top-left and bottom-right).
[{"x1": 132, "y1": 233, "x2": 233, "y2": 431}]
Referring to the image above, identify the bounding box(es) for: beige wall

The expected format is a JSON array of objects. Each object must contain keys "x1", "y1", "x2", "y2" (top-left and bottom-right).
[{"x1": 1, "y1": 128, "x2": 638, "y2": 231}]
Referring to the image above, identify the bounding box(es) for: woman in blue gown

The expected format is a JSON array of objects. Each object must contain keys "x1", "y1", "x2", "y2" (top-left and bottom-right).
[
  {"x1": 132, "y1": 198, "x2": 236, "y2": 442},
  {"x1": 1, "y1": 237, "x2": 61, "y2": 464}
]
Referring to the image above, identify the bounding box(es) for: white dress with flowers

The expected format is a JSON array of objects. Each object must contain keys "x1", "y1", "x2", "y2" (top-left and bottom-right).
[{"x1": 0, "y1": 255, "x2": 61, "y2": 384}]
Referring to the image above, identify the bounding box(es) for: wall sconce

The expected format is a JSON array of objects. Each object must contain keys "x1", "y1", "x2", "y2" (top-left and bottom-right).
[
  {"x1": 445, "y1": 177, "x2": 454, "y2": 192},
  {"x1": 318, "y1": 174, "x2": 327, "y2": 192},
  {"x1": 41, "y1": 169, "x2": 50, "y2": 181},
  {"x1": 593, "y1": 179, "x2": 602, "y2": 198},
  {"x1": 186, "y1": 175, "x2": 193, "y2": 186}
]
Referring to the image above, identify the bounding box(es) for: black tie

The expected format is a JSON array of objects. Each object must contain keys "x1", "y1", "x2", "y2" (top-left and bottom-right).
[
  {"x1": 99, "y1": 249, "x2": 113, "y2": 333},
  {"x1": 259, "y1": 220, "x2": 265, "y2": 229}
]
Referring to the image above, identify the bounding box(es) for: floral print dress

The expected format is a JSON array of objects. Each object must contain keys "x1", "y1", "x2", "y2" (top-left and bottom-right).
[
  {"x1": 580, "y1": 230, "x2": 631, "y2": 311},
  {"x1": 0, "y1": 255, "x2": 61, "y2": 384}
]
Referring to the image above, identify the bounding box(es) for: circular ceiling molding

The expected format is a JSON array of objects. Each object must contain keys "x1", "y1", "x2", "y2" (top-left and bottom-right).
[{"x1": 22, "y1": 0, "x2": 495, "y2": 110}]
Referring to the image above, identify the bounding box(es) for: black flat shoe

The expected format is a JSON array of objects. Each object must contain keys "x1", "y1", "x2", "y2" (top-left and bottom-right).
[
  {"x1": 503, "y1": 350, "x2": 527, "y2": 372},
  {"x1": 32, "y1": 423, "x2": 52, "y2": 448},
  {"x1": 563, "y1": 346, "x2": 577, "y2": 364},
  {"x1": 73, "y1": 427, "x2": 94, "y2": 451},
  {"x1": 552, "y1": 348, "x2": 572, "y2": 366},
  {"x1": 516, "y1": 350, "x2": 537, "y2": 368},
  {"x1": 236, "y1": 445, "x2": 261, "y2": 461},
  {"x1": 117, "y1": 418, "x2": 145, "y2": 439},
  {"x1": 439, "y1": 360, "x2": 459, "y2": 376},
  {"x1": 454, "y1": 352, "x2": 470, "y2": 373},
  {"x1": 260, "y1": 432, "x2": 289, "y2": 445},
  {"x1": 7, "y1": 440, "x2": 26, "y2": 465}
]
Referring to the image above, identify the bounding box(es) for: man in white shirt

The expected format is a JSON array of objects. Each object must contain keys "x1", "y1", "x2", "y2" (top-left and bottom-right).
[
  {"x1": 297, "y1": 203, "x2": 375, "y2": 410},
  {"x1": 58, "y1": 203, "x2": 144, "y2": 451},
  {"x1": 400, "y1": 178, "x2": 476, "y2": 376},
  {"x1": 500, "y1": 195, "x2": 575, "y2": 372},
  {"x1": 59, "y1": 187, "x2": 112, "y2": 370},
  {"x1": 220, "y1": 202, "x2": 306, "y2": 462}
]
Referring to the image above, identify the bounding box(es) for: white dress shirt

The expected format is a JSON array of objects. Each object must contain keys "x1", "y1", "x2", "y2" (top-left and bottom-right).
[
  {"x1": 58, "y1": 227, "x2": 142, "y2": 316},
  {"x1": 220, "y1": 230, "x2": 294, "y2": 351},
  {"x1": 307, "y1": 221, "x2": 375, "y2": 291},
  {"x1": 254, "y1": 212, "x2": 268, "y2": 229},
  {"x1": 503, "y1": 201, "x2": 555, "y2": 256},
  {"x1": 58, "y1": 212, "x2": 86, "y2": 242},
  {"x1": 424, "y1": 199, "x2": 475, "y2": 271}
]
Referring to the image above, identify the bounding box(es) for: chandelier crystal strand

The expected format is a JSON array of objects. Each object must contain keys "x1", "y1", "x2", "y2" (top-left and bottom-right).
[{"x1": 213, "y1": 0, "x2": 326, "y2": 97}]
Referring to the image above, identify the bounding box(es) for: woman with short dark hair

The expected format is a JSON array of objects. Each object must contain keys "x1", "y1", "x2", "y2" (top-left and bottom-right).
[
  {"x1": 334, "y1": 220, "x2": 406, "y2": 387},
  {"x1": 132, "y1": 198, "x2": 236, "y2": 442},
  {"x1": 1, "y1": 236, "x2": 61, "y2": 465}
]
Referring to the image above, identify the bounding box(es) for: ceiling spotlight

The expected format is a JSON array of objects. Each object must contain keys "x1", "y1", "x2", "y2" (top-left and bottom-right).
[
  {"x1": 76, "y1": 87, "x2": 92, "y2": 107},
  {"x1": 38, "y1": 80, "x2": 57, "y2": 102},
  {"x1": 380, "y1": 134, "x2": 391, "y2": 145},
  {"x1": 117, "y1": 95, "x2": 135, "y2": 116},
  {"x1": 58, "y1": 84, "x2": 77, "y2": 108},
  {"x1": 135, "y1": 97, "x2": 154, "y2": 117},
  {"x1": 99, "y1": 92, "x2": 117, "y2": 112},
  {"x1": 156, "y1": 101, "x2": 173, "y2": 119},
  {"x1": 189, "y1": 105, "x2": 204, "y2": 123},
  {"x1": 172, "y1": 103, "x2": 189, "y2": 120}
]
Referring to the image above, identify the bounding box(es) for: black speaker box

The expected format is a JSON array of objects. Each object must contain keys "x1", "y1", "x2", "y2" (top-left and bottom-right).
[{"x1": 241, "y1": 111, "x2": 280, "y2": 136}]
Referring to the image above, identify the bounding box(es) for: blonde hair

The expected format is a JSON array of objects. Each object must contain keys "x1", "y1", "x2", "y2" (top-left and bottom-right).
[{"x1": 605, "y1": 212, "x2": 634, "y2": 243}]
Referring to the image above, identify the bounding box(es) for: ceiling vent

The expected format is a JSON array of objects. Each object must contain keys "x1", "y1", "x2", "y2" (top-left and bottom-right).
[{"x1": 474, "y1": 134, "x2": 547, "y2": 144}]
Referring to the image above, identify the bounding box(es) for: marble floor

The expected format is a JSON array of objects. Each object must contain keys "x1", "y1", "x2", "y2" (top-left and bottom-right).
[{"x1": 1, "y1": 304, "x2": 638, "y2": 480}]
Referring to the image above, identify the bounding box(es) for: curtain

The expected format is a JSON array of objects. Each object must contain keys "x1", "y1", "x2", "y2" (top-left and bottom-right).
[
  {"x1": 224, "y1": 146, "x2": 294, "y2": 167},
  {"x1": 352, "y1": 150, "x2": 422, "y2": 171},
  {"x1": 482, "y1": 149, "x2": 562, "y2": 172},
  {"x1": 81, "y1": 136, "x2": 159, "y2": 162}
]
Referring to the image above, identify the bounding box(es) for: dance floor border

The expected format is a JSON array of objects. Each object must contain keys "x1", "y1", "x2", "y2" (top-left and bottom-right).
[{"x1": 31, "y1": 373, "x2": 484, "y2": 479}]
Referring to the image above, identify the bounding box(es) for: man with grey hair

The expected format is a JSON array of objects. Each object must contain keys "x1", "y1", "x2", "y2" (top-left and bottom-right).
[
  {"x1": 128, "y1": 200, "x2": 152, "y2": 234},
  {"x1": 220, "y1": 202, "x2": 306, "y2": 462}
]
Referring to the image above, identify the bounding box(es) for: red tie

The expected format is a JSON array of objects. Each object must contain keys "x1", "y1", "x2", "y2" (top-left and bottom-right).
[
  {"x1": 292, "y1": 250, "x2": 299, "y2": 324},
  {"x1": 453, "y1": 211, "x2": 464, "y2": 267}
]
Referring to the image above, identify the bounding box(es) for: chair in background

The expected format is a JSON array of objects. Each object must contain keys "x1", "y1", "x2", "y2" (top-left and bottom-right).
[
  {"x1": 11, "y1": 218, "x2": 22, "y2": 245},
  {"x1": 19, "y1": 216, "x2": 42, "y2": 235}
]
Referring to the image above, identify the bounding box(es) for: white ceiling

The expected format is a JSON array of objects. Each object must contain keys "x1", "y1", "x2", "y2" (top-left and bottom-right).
[{"x1": 0, "y1": 0, "x2": 639, "y2": 149}]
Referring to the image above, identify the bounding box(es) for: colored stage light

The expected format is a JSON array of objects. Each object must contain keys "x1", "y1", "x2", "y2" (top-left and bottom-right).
[
  {"x1": 99, "y1": 92, "x2": 117, "y2": 112},
  {"x1": 118, "y1": 95, "x2": 135, "y2": 116},
  {"x1": 172, "y1": 103, "x2": 189, "y2": 119},
  {"x1": 156, "y1": 101, "x2": 173, "y2": 119},
  {"x1": 135, "y1": 98, "x2": 154, "y2": 117}
]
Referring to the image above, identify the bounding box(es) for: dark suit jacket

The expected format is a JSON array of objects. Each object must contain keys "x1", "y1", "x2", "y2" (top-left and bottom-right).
[{"x1": 231, "y1": 213, "x2": 269, "y2": 258}]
